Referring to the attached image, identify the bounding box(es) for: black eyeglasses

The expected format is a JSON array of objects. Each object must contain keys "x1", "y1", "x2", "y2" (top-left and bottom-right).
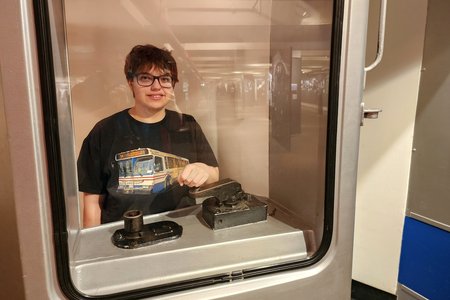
[{"x1": 135, "y1": 73, "x2": 173, "y2": 88}]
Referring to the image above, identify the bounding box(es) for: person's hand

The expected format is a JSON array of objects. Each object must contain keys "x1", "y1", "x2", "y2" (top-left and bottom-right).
[{"x1": 178, "y1": 163, "x2": 216, "y2": 187}]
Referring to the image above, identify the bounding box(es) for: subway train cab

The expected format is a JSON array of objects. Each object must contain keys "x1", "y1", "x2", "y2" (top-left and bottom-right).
[{"x1": 1, "y1": 0, "x2": 448, "y2": 299}]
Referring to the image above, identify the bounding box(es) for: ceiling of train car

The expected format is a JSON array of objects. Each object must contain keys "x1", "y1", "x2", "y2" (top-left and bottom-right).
[{"x1": 65, "y1": 0, "x2": 331, "y2": 80}]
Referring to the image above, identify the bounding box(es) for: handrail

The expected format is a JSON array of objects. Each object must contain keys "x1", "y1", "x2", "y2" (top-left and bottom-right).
[{"x1": 365, "y1": 0, "x2": 387, "y2": 72}]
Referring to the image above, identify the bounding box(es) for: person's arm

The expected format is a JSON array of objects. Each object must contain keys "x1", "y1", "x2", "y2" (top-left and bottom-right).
[
  {"x1": 177, "y1": 162, "x2": 219, "y2": 188},
  {"x1": 83, "y1": 193, "x2": 103, "y2": 228}
]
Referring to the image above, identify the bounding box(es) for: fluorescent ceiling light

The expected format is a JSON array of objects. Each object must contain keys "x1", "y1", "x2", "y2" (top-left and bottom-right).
[{"x1": 183, "y1": 42, "x2": 270, "y2": 51}]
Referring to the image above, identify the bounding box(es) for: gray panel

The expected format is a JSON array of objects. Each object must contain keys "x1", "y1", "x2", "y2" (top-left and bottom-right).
[
  {"x1": 71, "y1": 206, "x2": 307, "y2": 295},
  {"x1": 407, "y1": 0, "x2": 450, "y2": 231}
]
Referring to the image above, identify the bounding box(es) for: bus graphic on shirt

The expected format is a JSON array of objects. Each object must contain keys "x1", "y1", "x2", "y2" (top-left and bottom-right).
[{"x1": 115, "y1": 148, "x2": 189, "y2": 194}]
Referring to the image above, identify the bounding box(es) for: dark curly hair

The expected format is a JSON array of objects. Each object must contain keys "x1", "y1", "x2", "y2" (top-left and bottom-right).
[{"x1": 124, "y1": 44, "x2": 178, "y2": 86}]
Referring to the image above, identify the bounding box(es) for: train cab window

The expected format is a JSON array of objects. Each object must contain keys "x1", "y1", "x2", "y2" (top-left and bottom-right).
[{"x1": 39, "y1": 0, "x2": 341, "y2": 297}]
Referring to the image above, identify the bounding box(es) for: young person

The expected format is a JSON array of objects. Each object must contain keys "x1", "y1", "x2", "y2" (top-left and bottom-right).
[{"x1": 77, "y1": 44, "x2": 219, "y2": 227}]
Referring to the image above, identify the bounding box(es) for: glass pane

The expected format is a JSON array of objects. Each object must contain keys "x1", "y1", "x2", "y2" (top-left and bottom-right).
[{"x1": 63, "y1": 0, "x2": 334, "y2": 295}]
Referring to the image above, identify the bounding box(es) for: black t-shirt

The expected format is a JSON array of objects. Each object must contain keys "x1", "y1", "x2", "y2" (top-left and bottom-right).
[{"x1": 77, "y1": 109, "x2": 218, "y2": 223}]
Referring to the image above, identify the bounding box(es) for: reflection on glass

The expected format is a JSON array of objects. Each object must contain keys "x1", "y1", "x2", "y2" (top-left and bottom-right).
[{"x1": 64, "y1": 0, "x2": 333, "y2": 295}]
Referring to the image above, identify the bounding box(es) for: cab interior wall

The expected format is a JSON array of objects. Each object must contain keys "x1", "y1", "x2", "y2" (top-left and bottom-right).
[
  {"x1": 64, "y1": 0, "x2": 331, "y2": 239},
  {"x1": 55, "y1": 0, "x2": 334, "y2": 292}
]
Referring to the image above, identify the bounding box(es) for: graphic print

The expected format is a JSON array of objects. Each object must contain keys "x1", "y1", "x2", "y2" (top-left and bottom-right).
[{"x1": 115, "y1": 148, "x2": 189, "y2": 194}]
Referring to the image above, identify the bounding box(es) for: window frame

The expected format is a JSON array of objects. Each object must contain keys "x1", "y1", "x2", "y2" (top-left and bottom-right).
[{"x1": 33, "y1": 0, "x2": 344, "y2": 298}]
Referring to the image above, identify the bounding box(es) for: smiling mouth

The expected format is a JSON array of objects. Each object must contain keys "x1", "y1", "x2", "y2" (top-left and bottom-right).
[{"x1": 148, "y1": 94, "x2": 164, "y2": 100}]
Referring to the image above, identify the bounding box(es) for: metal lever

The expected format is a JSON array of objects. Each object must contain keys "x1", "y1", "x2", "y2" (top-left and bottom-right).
[
  {"x1": 111, "y1": 210, "x2": 183, "y2": 249},
  {"x1": 361, "y1": 102, "x2": 382, "y2": 126}
]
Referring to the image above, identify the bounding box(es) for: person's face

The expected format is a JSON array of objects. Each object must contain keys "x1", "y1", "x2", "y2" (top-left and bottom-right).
[{"x1": 128, "y1": 66, "x2": 174, "y2": 114}]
